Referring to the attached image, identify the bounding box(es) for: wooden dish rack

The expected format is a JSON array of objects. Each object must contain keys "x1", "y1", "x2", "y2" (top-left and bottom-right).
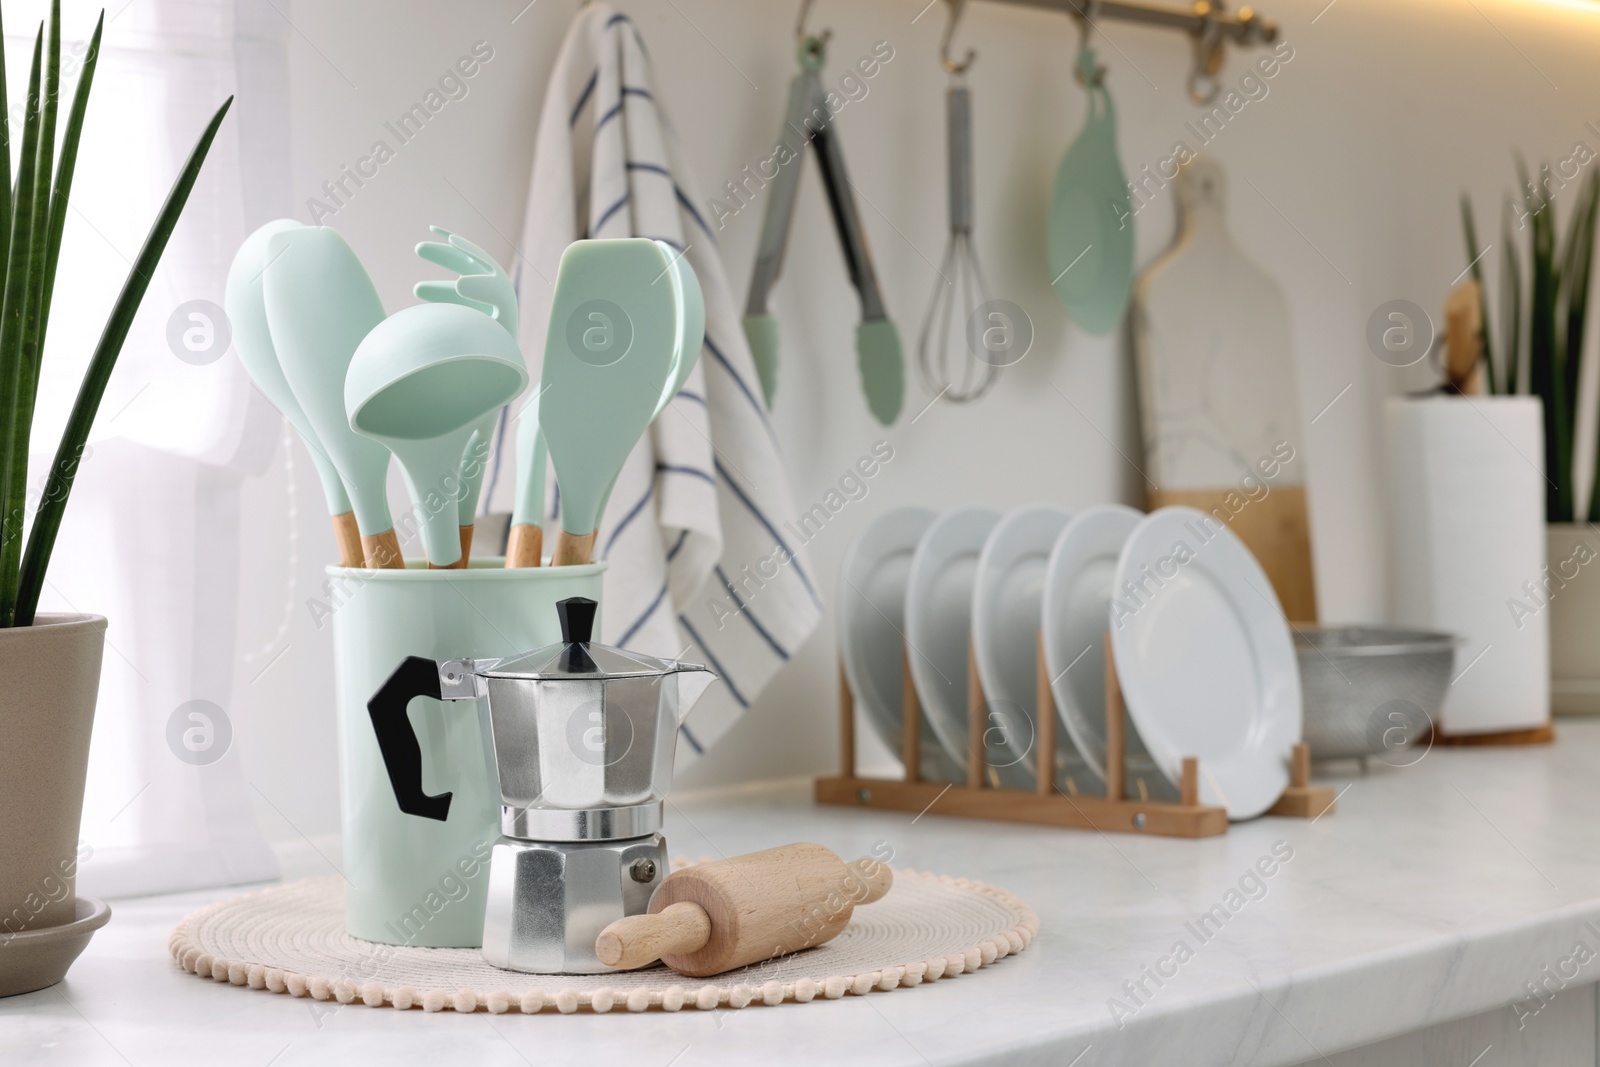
[{"x1": 815, "y1": 632, "x2": 1336, "y2": 839}]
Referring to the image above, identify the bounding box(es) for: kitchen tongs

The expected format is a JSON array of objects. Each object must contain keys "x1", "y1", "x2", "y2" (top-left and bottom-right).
[{"x1": 741, "y1": 18, "x2": 904, "y2": 426}]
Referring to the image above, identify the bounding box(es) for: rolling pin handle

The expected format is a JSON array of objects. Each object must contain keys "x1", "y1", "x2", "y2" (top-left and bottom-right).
[
  {"x1": 847, "y1": 857, "x2": 894, "y2": 905},
  {"x1": 595, "y1": 901, "x2": 713, "y2": 970}
]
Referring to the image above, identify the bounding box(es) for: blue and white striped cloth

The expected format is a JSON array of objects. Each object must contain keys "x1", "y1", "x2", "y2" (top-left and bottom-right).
[{"x1": 505, "y1": 4, "x2": 821, "y2": 762}]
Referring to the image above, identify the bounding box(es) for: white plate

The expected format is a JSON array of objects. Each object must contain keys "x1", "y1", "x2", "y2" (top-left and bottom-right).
[
  {"x1": 1109, "y1": 506, "x2": 1301, "y2": 819},
  {"x1": 837, "y1": 507, "x2": 964, "y2": 782},
  {"x1": 1041, "y1": 504, "x2": 1175, "y2": 800},
  {"x1": 905, "y1": 506, "x2": 1001, "y2": 780},
  {"x1": 971, "y1": 504, "x2": 1074, "y2": 787}
]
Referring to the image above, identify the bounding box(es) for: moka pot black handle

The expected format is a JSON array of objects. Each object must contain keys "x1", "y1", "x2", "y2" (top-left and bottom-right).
[{"x1": 367, "y1": 655, "x2": 452, "y2": 822}]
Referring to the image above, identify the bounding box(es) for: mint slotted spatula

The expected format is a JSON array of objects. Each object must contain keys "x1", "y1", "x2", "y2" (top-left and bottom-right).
[{"x1": 1048, "y1": 45, "x2": 1134, "y2": 335}]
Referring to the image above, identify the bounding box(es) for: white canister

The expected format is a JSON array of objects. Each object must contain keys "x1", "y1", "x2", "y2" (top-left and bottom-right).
[
  {"x1": 327, "y1": 559, "x2": 605, "y2": 947},
  {"x1": 1385, "y1": 396, "x2": 1549, "y2": 734}
]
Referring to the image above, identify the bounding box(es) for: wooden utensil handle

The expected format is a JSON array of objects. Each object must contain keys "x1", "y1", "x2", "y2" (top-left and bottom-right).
[
  {"x1": 595, "y1": 901, "x2": 711, "y2": 970},
  {"x1": 505, "y1": 523, "x2": 543, "y2": 568},
  {"x1": 360, "y1": 529, "x2": 405, "y2": 570},
  {"x1": 553, "y1": 529, "x2": 598, "y2": 567},
  {"x1": 331, "y1": 512, "x2": 363, "y2": 569}
]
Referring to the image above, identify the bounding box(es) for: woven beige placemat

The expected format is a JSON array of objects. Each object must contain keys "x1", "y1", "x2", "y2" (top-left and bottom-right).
[{"x1": 168, "y1": 867, "x2": 1037, "y2": 1014}]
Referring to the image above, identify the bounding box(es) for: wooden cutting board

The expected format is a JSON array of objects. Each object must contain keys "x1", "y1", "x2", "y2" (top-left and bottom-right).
[{"x1": 1131, "y1": 156, "x2": 1317, "y2": 622}]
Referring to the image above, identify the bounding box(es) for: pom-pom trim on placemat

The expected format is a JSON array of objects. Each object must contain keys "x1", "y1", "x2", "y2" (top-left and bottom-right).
[{"x1": 167, "y1": 867, "x2": 1038, "y2": 1014}]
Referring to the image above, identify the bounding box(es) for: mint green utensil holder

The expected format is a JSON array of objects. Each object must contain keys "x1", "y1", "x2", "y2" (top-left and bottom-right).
[{"x1": 328, "y1": 559, "x2": 605, "y2": 947}]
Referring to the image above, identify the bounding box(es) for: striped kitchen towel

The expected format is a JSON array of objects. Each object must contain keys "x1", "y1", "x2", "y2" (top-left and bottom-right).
[{"x1": 502, "y1": 3, "x2": 821, "y2": 762}]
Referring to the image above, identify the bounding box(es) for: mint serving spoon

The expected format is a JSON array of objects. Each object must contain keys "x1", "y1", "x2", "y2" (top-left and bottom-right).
[
  {"x1": 263, "y1": 227, "x2": 400, "y2": 568},
  {"x1": 227, "y1": 219, "x2": 363, "y2": 567}
]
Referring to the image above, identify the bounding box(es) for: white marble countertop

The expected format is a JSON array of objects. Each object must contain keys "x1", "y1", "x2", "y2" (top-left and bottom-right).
[{"x1": 8, "y1": 722, "x2": 1600, "y2": 1067}]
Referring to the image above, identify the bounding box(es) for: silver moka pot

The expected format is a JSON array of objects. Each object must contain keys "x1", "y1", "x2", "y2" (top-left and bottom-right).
[{"x1": 367, "y1": 597, "x2": 715, "y2": 973}]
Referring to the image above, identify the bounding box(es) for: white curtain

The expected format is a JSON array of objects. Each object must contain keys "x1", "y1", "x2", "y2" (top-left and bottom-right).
[{"x1": 22, "y1": 0, "x2": 284, "y2": 897}]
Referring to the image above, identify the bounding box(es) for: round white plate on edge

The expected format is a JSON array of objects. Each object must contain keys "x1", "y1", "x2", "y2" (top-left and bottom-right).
[
  {"x1": 838, "y1": 507, "x2": 965, "y2": 782},
  {"x1": 905, "y1": 506, "x2": 1002, "y2": 781},
  {"x1": 1041, "y1": 503, "x2": 1176, "y2": 800},
  {"x1": 1108, "y1": 506, "x2": 1301, "y2": 819},
  {"x1": 971, "y1": 504, "x2": 1074, "y2": 788}
]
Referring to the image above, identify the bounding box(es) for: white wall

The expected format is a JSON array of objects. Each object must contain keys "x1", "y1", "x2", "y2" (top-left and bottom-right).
[{"x1": 233, "y1": 0, "x2": 1600, "y2": 844}]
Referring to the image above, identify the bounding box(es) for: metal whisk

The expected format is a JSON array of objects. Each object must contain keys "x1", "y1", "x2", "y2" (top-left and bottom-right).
[{"x1": 918, "y1": 15, "x2": 998, "y2": 405}]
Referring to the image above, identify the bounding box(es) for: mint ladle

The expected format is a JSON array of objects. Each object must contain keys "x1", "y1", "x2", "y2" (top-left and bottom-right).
[{"x1": 346, "y1": 302, "x2": 527, "y2": 568}]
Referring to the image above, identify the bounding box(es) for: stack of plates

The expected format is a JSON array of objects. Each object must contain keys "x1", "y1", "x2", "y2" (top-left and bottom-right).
[{"x1": 837, "y1": 503, "x2": 1303, "y2": 820}]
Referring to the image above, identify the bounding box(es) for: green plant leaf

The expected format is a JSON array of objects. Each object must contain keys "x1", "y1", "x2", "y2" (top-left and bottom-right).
[
  {"x1": 1557, "y1": 171, "x2": 1591, "y2": 423},
  {"x1": 1460, "y1": 192, "x2": 1497, "y2": 394},
  {"x1": 0, "y1": 3, "x2": 12, "y2": 276},
  {"x1": 13, "y1": 95, "x2": 234, "y2": 626},
  {"x1": 1519, "y1": 156, "x2": 1567, "y2": 520},
  {"x1": 2, "y1": 2, "x2": 61, "y2": 616},
  {"x1": 34, "y1": 9, "x2": 101, "y2": 376},
  {"x1": 1500, "y1": 196, "x2": 1522, "y2": 395},
  {"x1": 0, "y1": 29, "x2": 44, "y2": 624}
]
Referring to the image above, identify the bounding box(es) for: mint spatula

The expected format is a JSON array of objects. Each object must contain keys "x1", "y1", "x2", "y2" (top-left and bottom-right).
[
  {"x1": 811, "y1": 107, "x2": 904, "y2": 425},
  {"x1": 540, "y1": 239, "x2": 692, "y2": 566},
  {"x1": 227, "y1": 219, "x2": 362, "y2": 567},
  {"x1": 1047, "y1": 46, "x2": 1134, "y2": 335},
  {"x1": 263, "y1": 227, "x2": 399, "y2": 567},
  {"x1": 505, "y1": 393, "x2": 548, "y2": 567}
]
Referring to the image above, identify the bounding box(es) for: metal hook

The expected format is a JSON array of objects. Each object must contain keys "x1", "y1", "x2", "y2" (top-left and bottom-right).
[
  {"x1": 1186, "y1": 0, "x2": 1227, "y2": 104},
  {"x1": 796, "y1": 0, "x2": 831, "y2": 44},
  {"x1": 1071, "y1": 0, "x2": 1106, "y2": 88},
  {"x1": 940, "y1": 0, "x2": 977, "y2": 75},
  {"x1": 795, "y1": 0, "x2": 831, "y2": 64}
]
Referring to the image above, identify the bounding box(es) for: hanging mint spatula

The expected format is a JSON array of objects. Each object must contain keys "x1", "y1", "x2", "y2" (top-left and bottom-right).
[
  {"x1": 540, "y1": 239, "x2": 694, "y2": 566},
  {"x1": 1047, "y1": 45, "x2": 1133, "y2": 335},
  {"x1": 811, "y1": 101, "x2": 904, "y2": 425},
  {"x1": 264, "y1": 227, "x2": 400, "y2": 567},
  {"x1": 227, "y1": 219, "x2": 363, "y2": 567},
  {"x1": 741, "y1": 56, "x2": 816, "y2": 407}
]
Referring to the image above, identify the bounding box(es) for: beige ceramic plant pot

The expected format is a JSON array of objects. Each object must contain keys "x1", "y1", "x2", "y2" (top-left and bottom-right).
[
  {"x1": 0, "y1": 613, "x2": 108, "y2": 996},
  {"x1": 1547, "y1": 525, "x2": 1600, "y2": 714}
]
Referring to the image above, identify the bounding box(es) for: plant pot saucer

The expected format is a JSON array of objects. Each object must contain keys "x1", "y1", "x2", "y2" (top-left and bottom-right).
[{"x1": 0, "y1": 895, "x2": 110, "y2": 998}]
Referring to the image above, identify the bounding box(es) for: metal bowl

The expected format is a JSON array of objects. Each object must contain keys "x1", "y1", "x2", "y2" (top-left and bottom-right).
[{"x1": 1295, "y1": 626, "x2": 1458, "y2": 762}]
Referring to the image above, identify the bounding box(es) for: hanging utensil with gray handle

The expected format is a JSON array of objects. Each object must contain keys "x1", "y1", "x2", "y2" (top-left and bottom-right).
[
  {"x1": 741, "y1": 61, "x2": 817, "y2": 409},
  {"x1": 918, "y1": 69, "x2": 998, "y2": 403},
  {"x1": 810, "y1": 93, "x2": 904, "y2": 426}
]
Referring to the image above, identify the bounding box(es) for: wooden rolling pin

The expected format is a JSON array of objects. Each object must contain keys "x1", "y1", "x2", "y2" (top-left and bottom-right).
[{"x1": 595, "y1": 843, "x2": 892, "y2": 977}]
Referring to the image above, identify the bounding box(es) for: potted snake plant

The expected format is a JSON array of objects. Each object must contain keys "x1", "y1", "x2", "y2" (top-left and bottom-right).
[
  {"x1": 0, "y1": 2, "x2": 230, "y2": 997},
  {"x1": 1461, "y1": 157, "x2": 1600, "y2": 715}
]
